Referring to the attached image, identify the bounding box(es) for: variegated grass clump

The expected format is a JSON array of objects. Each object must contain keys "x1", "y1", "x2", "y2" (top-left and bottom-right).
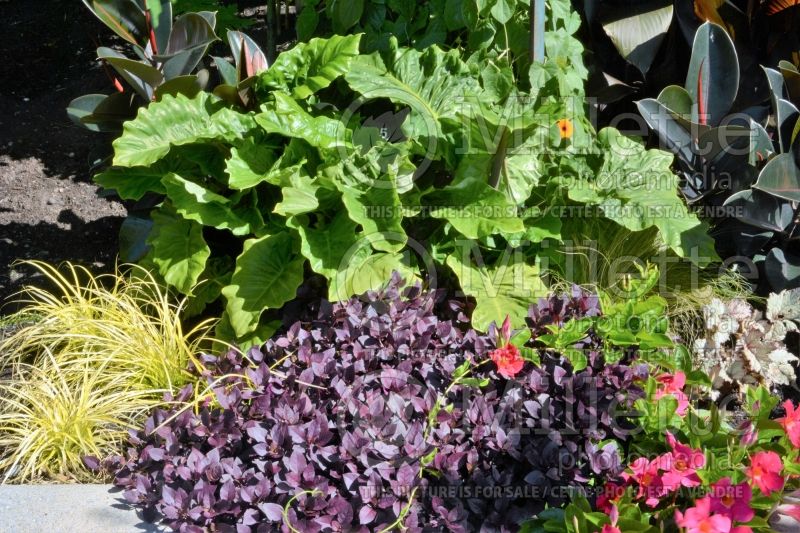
[{"x1": 0, "y1": 261, "x2": 215, "y2": 482}]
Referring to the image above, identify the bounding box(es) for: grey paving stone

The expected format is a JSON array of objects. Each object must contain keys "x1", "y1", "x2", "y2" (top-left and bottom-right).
[{"x1": 0, "y1": 484, "x2": 164, "y2": 533}]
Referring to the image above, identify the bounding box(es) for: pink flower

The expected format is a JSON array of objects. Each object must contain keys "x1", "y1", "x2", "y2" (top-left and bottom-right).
[
  {"x1": 675, "y1": 497, "x2": 732, "y2": 533},
  {"x1": 654, "y1": 371, "x2": 690, "y2": 416},
  {"x1": 489, "y1": 344, "x2": 524, "y2": 378},
  {"x1": 623, "y1": 457, "x2": 666, "y2": 507},
  {"x1": 730, "y1": 527, "x2": 753, "y2": 533},
  {"x1": 709, "y1": 477, "x2": 754, "y2": 522},
  {"x1": 601, "y1": 504, "x2": 621, "y2": 533},
  {"x1": 661, "y1": 432, "x2": 705, "y2": 491},
  {"x1": 596, "y1": 482, "x2": 624, "y2": 514},
  {"x1": 747, "y1": 451, "x2": 784, "y2": 496},
  {"x1": 777, "y1": 400, "x2": 800, "y2": 448},
  {"x1": 738, "y1": 420, "x2": 758, "y2": 447}
]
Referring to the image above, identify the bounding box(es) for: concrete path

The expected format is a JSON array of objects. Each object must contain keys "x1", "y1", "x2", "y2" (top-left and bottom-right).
[{"x1": 0, "y1": 484, "x2": 164, "y2": 533}]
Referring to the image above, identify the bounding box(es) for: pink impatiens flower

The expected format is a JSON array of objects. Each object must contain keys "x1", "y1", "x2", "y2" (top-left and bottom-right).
[
  {"x1": 746, "y1": 451, "x2": 784, "y2": 496},
  {"x1": 777, "y1": 400, "x2": 800, "y2": 448},
  {"x1": 709, "y1": 477, "x2": 754, "y2": 523},
  {"x1": 675, "y1": 496, "x2": 732, "y2": 533},
  {"x1": 661, "y1": 432, "x2": 705, "y2": 491},
  {"x1": 654, "y1": 371, "x2": 690, "y2": 416}
]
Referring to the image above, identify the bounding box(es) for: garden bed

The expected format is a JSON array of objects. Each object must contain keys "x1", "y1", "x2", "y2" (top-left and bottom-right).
[{"x1": 3, "y1": 0, "x2": 800, "y2": 532}]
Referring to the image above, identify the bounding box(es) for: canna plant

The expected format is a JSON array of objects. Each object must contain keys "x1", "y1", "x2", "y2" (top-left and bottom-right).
[{"x1": 638, "y1": 22, "x2": 800, "y2": 293}]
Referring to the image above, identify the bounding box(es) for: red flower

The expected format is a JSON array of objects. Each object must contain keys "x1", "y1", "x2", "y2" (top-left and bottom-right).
[
  {"x1": 777, "y1": 400, "x2": 800, "y2": 448},
  {"x1": 747, "y1": 451, "x2": 784, "y2": 496},
  {"x1": 489, "y1": 343, "x2": 524, "y2": 379},
  {"x1": 596, "y1": 482, "x2": 624, "y2": 513}
]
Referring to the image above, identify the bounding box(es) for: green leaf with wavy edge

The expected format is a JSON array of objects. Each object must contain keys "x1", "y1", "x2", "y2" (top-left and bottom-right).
[
  {"x1": 255, "y1": 92, "x2": 344, "y2": 150},
  {"x1": 345, "y1": 41, "x2": 481, "y2": 144},
  {"x1": 331, "y1": 156, "x2": 407, "y2": 253},
  {"x1": 95, "y1": 166, "x2": 167, "y2": 200},
  {"x1": 161, "y1": 173, "x2": 251, "y2": 235},
  {"x1": 274, "y1": 169, "x2": 319, "y2": 217},
  {"x1": 424, "y1": 177, "x2": 525, "y2": 239},
  {"x1": 221, "y1": 232, "x2": 305, "y2": 337},
  {"x1": 146, "y1": 206, "x2": 210, "y2": 294},
  {"x1": 568, "y1": 128, "x2": 718, "y2": 266},
  {"x1": 258, "y1": 34, "x2": 362, "y2": 100},
  {"x1": 225, "y1": 138, "x2": 278, "y2": 190},
  {"x1": 289, "y1": 211, "x2": 359, "y2": 283},
  {"x1": 446, "y1": 250, "x2": 546, "y2": 332},
  {"x1": 113, "y1": 92, "x2": 256, "y2": 167},
  {"x1": 328, "y1": 244, "x2": 417, "y2": 303}
]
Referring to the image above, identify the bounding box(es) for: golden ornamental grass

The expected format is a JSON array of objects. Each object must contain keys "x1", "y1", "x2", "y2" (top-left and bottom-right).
[{"x1": 0, "y1": 261, "x2": 215, "y2": 483}]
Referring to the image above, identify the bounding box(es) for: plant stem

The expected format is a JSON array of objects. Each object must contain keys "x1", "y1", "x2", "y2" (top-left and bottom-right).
[
  {"x1": 266, "y1": 0, "x2": 278, "y2": 63},
  {"x1": 530, "y1": 0, "x2": 545, "y2": 64}
]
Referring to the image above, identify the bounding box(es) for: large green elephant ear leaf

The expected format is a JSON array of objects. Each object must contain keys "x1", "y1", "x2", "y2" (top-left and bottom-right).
[
  {"x1": 145, "y1": 205, "x2": 210, "y2": 294},
  {"x1": 257, "y1": 34, "x2": 362, "y2": 100},
  {"x1": 221, "y1": 232, "x2": 306, "y2": 337},
  {"x1": 446, "y1": 251, "x2": 546, "y2": 332},
  {"x1": 255, "y1": 92, "x2": 345, "y2": 150},
  {"x1": 113, "y1": 92, "x2": 257, "y2": 167},
  {"x1": 344, "y1": 40, "x2": 482, "y2": 150},
  {"x1": 576, "y1": 128, "x2": 718, "y2": 265}
]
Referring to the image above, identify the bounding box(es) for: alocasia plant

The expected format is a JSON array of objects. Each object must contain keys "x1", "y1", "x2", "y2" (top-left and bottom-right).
[{"x1": 97, "y1": 0, "x2": 715, "y2": 343}]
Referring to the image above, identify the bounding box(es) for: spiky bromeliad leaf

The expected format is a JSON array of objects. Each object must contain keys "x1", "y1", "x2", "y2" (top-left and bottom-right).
[
  {"x1": 146, "y1": 206, "x2": 210, "y2": 294},
  {"x1": 258, "y1": 34, "x2": 362, "y2": 99},
  {"x1": 221, "y1": 232, "x2": 305, "y2": 337},
  {"x1": 446, "y1": 250, "x2": 546, "y2": 331},
  {"x1": 113, "y1": 92, "x2": 257, "y2": 167}
]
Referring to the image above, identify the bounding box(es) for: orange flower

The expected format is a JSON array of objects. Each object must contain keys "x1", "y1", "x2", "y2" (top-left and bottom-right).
[{"x1": 556, "y1": 119, "x2": 573, "y2": 140}]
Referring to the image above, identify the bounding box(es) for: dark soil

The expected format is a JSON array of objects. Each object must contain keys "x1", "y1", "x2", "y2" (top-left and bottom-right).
[
  {"x1": 0, "y1": 0, "x2": 127, "y2": 310},
  {"x1": 0, "y1": 1, "x2": 285, "y2": 314}
]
